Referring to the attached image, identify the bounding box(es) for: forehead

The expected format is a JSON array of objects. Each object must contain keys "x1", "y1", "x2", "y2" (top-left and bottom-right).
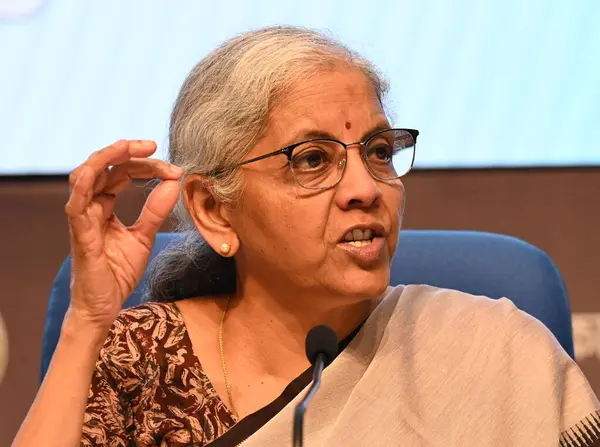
[{"x1": 269, "y1": 69, "x2": 386, "y2": 136}]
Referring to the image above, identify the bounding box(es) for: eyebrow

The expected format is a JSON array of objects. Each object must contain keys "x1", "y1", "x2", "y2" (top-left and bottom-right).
[{"x1": 284, "y1": 122, "x2": 392, "y2": 147}]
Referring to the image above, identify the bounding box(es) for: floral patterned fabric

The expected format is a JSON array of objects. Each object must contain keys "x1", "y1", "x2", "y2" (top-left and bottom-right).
[{"x1": 81, "y1": 302, "x2": 237, "y2": 446}]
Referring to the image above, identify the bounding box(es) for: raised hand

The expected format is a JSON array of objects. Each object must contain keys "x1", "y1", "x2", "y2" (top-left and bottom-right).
[{"x1": 64, "y1": 140, "x2": 183, "y2": 329}]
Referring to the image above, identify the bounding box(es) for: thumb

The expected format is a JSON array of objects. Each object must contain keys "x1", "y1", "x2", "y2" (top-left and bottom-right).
[{"x1": 131, "y1": 180, "x2": 180, "y2": 249}]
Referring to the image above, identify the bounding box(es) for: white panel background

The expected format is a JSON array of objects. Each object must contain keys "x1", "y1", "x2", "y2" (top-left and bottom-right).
[{"x1": 0, "y1": 0, "x2": 599, "y2": 174}]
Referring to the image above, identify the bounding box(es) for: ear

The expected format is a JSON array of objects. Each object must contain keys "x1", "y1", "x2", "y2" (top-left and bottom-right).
[{"x1": 183, "y1": 174, "x2": 239, "y2": 257}]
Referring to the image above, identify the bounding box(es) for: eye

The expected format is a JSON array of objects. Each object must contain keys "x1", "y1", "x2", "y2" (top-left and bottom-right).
[
  {"x1": 303, "y1": 150, "x2": 327, "y2": 168},
  {"x1": 292, "y1": 144, "x2": 335, "y2": 171},
  {"x1": 367, "y1": 143, "x2": 394, "y2": 162}
]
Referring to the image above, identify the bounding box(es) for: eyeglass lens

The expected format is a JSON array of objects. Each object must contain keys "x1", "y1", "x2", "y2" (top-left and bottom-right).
[{"x1": 289, "y1": 129, "x2": 415, "y2": 189}]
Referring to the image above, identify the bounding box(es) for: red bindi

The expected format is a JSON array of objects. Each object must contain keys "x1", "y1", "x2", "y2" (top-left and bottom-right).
[{"x1": 345, "y1": 121, "x2": 352, "y2": 129}]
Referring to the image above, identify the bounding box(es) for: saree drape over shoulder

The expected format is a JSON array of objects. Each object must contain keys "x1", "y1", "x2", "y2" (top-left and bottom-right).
[
  {"x1": 237, "y1": 285, "x2": 600, "y2": 446},
  {"x1": 82, "y1": 285, "x2": 599, "y2": 446}
]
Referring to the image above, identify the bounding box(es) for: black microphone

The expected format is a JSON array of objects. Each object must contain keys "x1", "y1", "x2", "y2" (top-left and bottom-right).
[{"x1": 293, "y1": 325, "x2": 339, "y2": 447}]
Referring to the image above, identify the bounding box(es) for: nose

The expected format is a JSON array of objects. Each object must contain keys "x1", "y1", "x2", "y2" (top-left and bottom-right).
[{"x1": 334, "y1": 144, "x2": 382, "y2": 210}]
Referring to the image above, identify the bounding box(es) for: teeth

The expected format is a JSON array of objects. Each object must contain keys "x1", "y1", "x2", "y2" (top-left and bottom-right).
[
  {"x1": 349, "y1": 240, "x2": 373, "y2": 247},
  {"x1": 344, "y1": 228, "x2": 374, "y2": 243}
]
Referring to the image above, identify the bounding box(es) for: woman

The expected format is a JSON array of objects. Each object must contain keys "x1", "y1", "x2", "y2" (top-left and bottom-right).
[{"x1": 13, "y1": 26, "x2": 599, "y2": 446}]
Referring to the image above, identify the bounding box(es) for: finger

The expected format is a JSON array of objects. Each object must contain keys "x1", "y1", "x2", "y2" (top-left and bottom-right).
[
  {"x1": 113, "y1": 158, "x2": 183, "y2": 180},
  {"x1": 65, "y1": 167, "x2": 97, "y2": 251},
  {"x1": 125, "y1": 140, "x2": 159, "y2": 158},
  {"x1": 68, "y1": 200, "x2": 124, "y2": 263},
  {"x1": 69, "y1": 140, "x2": 158, "y2": 192},
  {"x1": 95, "y1": 193, "x2": 118, "y2": 224},
  {"x1": 85, "y1": 140, "x2": 153, "y2": 179},
  {"x1": 66, "y1": 167, "x2": 119, "y2": 246},
  {"x1": 92, "y1": 168, "x2": 110, "y2": 195},
  {"x1": 65, "y1": 166, "x2": 95, "y2": 218},
  {"x1": 130, "y1": 180, "x2": 180, "y2": 250},
  {"x1": 85, "y1": 140, "x2": 163, "y2": 192},
  {"x1": 69, "y1": 141, "x2": 127, "y2": 192},
  {"x1": 103, "y1": 159, "x2": 183, "y2": 195},
  {"x1": 88, "y1": 140, "x2": 158, "y2": 162}
]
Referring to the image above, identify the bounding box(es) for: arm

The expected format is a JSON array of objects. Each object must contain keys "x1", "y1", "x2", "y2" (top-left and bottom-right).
[
  {"x1": 82, "y1": 318, "x2": 135, "y2": 447},
  {"x1": 11, "y1": 140, "x2": 182, "y2": 447},
  {"x1": 12, "y1": 312, "x2": 108, "y2": 447}
]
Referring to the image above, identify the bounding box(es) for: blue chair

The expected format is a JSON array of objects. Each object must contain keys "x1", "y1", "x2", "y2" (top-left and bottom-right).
[{"x1": 41, "y1": 230, "x2": 574, "y2": 380}]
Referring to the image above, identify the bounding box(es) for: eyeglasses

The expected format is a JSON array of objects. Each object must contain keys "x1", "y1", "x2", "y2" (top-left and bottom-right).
[{"x1": 210, "y1": 128, "x2": 419, "y2": 190}]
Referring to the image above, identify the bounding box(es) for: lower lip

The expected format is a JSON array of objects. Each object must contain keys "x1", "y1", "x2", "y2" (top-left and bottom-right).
[{"x1": 337, "y1": 236, "x2": 385, "y2": 264}]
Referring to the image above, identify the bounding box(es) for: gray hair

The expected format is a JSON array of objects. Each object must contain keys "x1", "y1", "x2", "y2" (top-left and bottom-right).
[{"x1": 147, "y1": 25, "x2": 389, "y2": 302}]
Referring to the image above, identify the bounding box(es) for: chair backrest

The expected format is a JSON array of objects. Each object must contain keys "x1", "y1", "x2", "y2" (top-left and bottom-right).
[{"x1": 41, "y1": 230, "x2": 574, "y2": 380}]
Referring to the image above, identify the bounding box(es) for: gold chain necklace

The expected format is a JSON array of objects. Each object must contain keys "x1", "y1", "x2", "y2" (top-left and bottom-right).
[{"x1": 219, "y1": 297, "x2": 238, "y2": 418}]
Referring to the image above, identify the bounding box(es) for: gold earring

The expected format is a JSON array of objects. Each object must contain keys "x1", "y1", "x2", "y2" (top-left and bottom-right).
[{"x1": 220, "y1": 243, "x2": 231, "y2": 255}]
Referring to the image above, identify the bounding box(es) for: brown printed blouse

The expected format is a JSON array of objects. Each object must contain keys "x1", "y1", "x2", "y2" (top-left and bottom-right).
[{"x1": 81, "y1": 302, "x2": 360, "y2": 446}]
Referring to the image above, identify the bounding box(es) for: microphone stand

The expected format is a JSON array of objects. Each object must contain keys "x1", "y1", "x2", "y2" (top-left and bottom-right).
[{"x1": 293, "y1": 353, "x2": 326, "y2": 447}]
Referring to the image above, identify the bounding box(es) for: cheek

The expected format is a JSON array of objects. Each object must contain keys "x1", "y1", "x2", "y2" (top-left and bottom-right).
[
  {"x1": 391, "y1": 181, "x2": 407, "y2": 218},
  {"x1": 385, "y1": 184, "x2": 406, "y2": 245},
  {"x1": 237, "y1": 186, "x2": 327, "y2": 257},
  {"x1": 273, "y1": 198, "x2": 330, "y2": 257}
]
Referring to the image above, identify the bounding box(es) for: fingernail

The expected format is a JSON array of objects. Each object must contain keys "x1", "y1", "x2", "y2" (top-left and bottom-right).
[
  {"x1": 171, "y1": 165, "x2": 184, "y2": 173},
  {"x1": 138, "y1": 140, "x2": 155, "y2": 147}
]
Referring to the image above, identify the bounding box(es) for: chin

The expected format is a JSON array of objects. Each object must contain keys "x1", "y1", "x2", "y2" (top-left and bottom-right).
[{"x1": 333, "y1": 267, "x2": 390, "y2": 301}]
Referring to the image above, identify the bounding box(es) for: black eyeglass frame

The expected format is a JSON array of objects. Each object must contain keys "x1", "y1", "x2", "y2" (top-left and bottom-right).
[{"x1": 207, "y1": 127, "x2": 420, "y2": 190}]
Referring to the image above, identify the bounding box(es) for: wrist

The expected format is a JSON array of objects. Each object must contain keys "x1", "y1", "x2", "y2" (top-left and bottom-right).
[{"x1": 60, "y1": 308, "x2": 112, "y2": 349}]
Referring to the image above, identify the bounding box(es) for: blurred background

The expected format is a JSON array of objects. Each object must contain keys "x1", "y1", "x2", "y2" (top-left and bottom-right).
[{"x1": 0, "y1": 0, "x2": 599, "y2": 443}]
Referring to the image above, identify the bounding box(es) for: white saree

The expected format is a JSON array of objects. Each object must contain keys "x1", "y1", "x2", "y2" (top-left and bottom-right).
[{"x1": 241, "y1": 285, "x2": 600, "y2": 446}]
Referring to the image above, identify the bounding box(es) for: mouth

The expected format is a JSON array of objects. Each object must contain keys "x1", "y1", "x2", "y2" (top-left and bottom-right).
[{"x1": 339, "y1": 224, "x2": 386, "y2": 247}]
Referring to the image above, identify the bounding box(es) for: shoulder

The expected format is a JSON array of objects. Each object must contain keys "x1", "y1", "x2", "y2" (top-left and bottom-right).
[
  {"x1": 112, "y1": 301, "x2": 184, "y2": 330},
  {"x1": 98, "y1": 302, "x2": 187, "y2": 371},
  {"x1": 379, "y1": 285, "x2": 572, "y2": 391},
  {"x1": 106, "y1": 301, "x2": 185, "y2": 344},
  {"x1": 384, "y1": 283, "x2": 519, "y2": 320},
  {"x1": 382, "y1": 285, "x2": 600, "y2": 433},
  {"x1": 384, "y1": 284, "x2": 564, "y2": 354}
]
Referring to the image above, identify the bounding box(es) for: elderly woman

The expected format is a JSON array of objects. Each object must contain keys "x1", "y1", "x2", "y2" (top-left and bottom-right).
[{"x1": 13, "y1": 26, "x2": 599, "y2": 447}]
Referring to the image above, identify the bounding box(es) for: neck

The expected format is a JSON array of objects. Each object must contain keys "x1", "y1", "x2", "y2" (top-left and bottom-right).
[{"x1": 225, "y1": 279, "x2": 380, "y2": 381}]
